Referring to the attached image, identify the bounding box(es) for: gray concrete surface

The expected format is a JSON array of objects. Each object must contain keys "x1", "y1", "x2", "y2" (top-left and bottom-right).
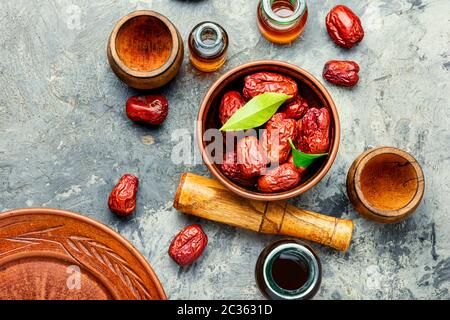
[{"x1": 0, "y1": 0, "x2": 449, "y2": 299}]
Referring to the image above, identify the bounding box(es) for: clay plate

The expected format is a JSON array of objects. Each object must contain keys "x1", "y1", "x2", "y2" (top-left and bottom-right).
[{"x1": 0, "y1": 208, "x2": 167, "y2": 300}]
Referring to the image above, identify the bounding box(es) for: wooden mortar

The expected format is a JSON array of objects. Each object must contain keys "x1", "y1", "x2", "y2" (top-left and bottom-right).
[
  {"x1": 173, "y1": 173, "x2": 354, "y2": 251},
  {"x1": 107, "y1": 10, "x2": 184, "y2": 89},
  {"x1": 347, "y1": 147, "x2": 425, "y2": 223}
]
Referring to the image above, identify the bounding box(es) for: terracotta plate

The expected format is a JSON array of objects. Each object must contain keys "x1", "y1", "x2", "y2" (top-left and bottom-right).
[{"x1": 0, "y1": 208, "x2": 167, "y2": 300}]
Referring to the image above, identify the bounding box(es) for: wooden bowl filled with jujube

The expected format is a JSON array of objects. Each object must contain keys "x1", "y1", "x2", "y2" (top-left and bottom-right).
[
  {"x1": 107, "y1": 10, "x2": 184, "y2": 89},
  {"x1": 197, "y1": 60, "x2": 340, "y2": 201},
  {"x1": 347, "y1": 147, "x2": 425, "y2": 223}
]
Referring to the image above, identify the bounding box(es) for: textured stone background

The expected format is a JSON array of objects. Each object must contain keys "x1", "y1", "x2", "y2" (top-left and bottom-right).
[{"x1": 0, "y1": 0, "x2": 449, "y2": 299}]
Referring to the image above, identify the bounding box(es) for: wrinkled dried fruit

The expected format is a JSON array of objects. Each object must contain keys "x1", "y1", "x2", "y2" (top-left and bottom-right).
[
  {"x1": 266, "y1": 112, "x2": 287, "y2": 125},
  {"x1": 236, "y1": 136, "x2": 268, "y2": 179},
  {"x1": 297, "y1": 108, "x2": 331, "y2": 154},
  {"x1": 280, "y1": 95, "x2": 309, "y2": 119},
  {"x1": 108, "y1": 174, "x2": 139, "y2": 217},
  {"x1": 219, "y1": 151, "x2": 241, "y2": 180},
  {"x1": 258, "y1": 163, "x2": 301, "y2": 193},
  {"x1": 126, "y1": 94, "x2": 169, "y2": 125},
  {"x1": 326, "y1": 5, "x2": 364, "y2": 49},
  {"x1": 243, "y1": 72, "x2": 298, "y2": 100},
  {"x1": 169, "y1": 224, "x2": 208, "y2": 266},
  {"x1": 219, "y1": 91, "x2": 246, "y2": 125},
  {"x1": 261, "y1": 113, "x2": 298, "y2": 165},
  {"x1": 219, "y1": 151, "x2": 256, "y2": 187},
  {"x1": 323, "y1": 60, "x2": 360, "y2": 87}
]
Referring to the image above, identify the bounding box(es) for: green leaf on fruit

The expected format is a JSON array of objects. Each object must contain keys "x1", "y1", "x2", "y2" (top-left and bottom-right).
[
  {"x1": 288, "y1": 139, "x2": 328, "y2": 168},
  {"x1": 220, "y1": 93, "x2": 291, "y2": 131}
]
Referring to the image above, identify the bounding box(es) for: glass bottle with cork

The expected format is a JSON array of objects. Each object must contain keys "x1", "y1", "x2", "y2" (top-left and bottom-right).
[
  {"x1": 257, "y1": 0, "x2": 308, "y2": 45},
  {"x1": 188, "y1": 21, "x2": 229, "y2": 72}
]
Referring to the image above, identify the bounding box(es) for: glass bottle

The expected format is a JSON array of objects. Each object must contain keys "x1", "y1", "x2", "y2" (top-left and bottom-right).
[
  {"x1": 188, "y1": 21, "x2": 229, "y2": 72},
  {"x1": 257, "y1": 0, "x2": 308, "y2": 45},
  {"x1": 255, "y1": 239, "x2": 322, "y2": 300}
]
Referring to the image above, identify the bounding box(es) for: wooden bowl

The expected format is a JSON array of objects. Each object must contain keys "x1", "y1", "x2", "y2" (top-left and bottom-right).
[
  {"x1": 197, "y1": 60, "x2": 340, "y2": 201},
  {"x1": 346, "y1": 147, "x2": 425, "y2": 223},
  {"x1": 107, "y1": 10, "x2": 184, "y2": 89},
  {"x1": 0, "y1": 208, "x2": 167, "y2": 300}
]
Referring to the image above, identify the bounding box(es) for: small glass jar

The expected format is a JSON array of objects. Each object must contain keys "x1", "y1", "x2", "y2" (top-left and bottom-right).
[
  {"x1": 257, "y1": 0, "x2": 308, "y2": 45},
  {"x1": 255, "y1": 239, "x2": 322, "y2": 300},
  {"x1": 188, "y1": 21, "x2": 229, "y2": 72}
]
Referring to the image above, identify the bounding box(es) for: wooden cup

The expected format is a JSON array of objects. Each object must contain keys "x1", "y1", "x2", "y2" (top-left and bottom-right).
[
  {"x1": 107, "y1": 10, "x2": 184, "y2": 89},
  {"x1": 174, "y1": 173, "x2": 354, "y2": 251},
  {"x1": 347, "y1": 147, "x2": 425, "y2": 223}
]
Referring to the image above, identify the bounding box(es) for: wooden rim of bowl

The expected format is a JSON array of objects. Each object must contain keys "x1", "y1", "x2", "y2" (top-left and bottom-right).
[
  {"x1": 353, "y1": 147, "x2": 425, "y2": 219},
  {"x1": 0, "y1": 208, "x2": 167, "y2": 300},
  {"x1": 197, "y1": 60, "x2": 340, "y2": 201},
  {"x1": 108, "y1": 10, "x2": 180, "y2": 79}
]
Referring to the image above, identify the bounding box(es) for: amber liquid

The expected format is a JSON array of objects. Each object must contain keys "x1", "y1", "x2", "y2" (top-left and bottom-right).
[
  {"x1": 257, "y1": 1, "x2": 308, "y2": 45},
  {"x1": 188, "y1": 22, "x2": 228, "y2": 72},
  {"x1": 189, "y1": 50, "x2": 228, "y2": 73},
  {"x1": 271, "y1": 251, "x2": 309, "y2": 291}
]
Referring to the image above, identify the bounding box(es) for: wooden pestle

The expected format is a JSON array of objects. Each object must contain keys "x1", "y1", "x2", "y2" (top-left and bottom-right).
[{"x1": 173, "y1": 173, "x2": 354, "y2": 251}]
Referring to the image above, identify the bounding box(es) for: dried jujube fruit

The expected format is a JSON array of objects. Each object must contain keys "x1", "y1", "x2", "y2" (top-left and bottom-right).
[
  {"x1": 126, "y1": 94, "x2": 169, "y2": 125},
  {"x1": 323, "y1": 60, "x2": 360, "y2": 87},
  {"x1": 213, "y1": 71, "x2": 333, "y2": 194},
  {"x1": 219, "y1": 151, "x2": 256, "y2": 187},
  {"x1": 326, "y1": 5, "x2": 364, "y2": 49},
  {"x1": 108, "y1": 174, "x2": 139, "y2": 217},
  {"x1": 297, "y1": 108, "x2": 331, "y2": 154},
  {"x1": 258, "y1": 163, "x2": 301, "y2": 193},
  {"x1": 280, "y1": 95, "x2": 309, "y2": 119},
  {"x1": 236, "y1": 136, "x2": 268, "y2": 179},
  {"x1": 243, "y1": 72, "x2": 298, "y2": 100},
  {"x1": 169, "y1": 224, "x2": 208, "y2": 266},
  {"x1": 219, "y1": 91, "x2": 246, "y2": 125},
  {"x1": 261, "y1": 113, "x2": 298, "y2": 165}
]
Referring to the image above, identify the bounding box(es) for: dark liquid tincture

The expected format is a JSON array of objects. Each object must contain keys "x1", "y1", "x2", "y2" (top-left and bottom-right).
[
  {"x1": 255, "y1": 239, "x2": 321, "y2": 300},
  {"x1": 271, "y1": 251, "x2": 309, "y2": 291}
]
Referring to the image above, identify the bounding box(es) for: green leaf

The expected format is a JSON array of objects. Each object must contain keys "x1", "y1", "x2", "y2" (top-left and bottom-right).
[
  {"x1": 220, "y1": 93, "x2": 291, "y2": 131},
  {"x1": 288, "y1": 139, "x2": 328, "y2": 168}
]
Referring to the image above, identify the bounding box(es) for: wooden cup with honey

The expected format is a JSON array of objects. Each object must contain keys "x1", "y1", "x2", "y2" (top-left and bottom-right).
[{"x1": 347, "y1": 147, "x2": 425, "y2": 223}]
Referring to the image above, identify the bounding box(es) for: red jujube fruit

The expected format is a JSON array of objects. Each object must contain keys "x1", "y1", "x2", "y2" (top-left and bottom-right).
[
  {"x1": 243, "y1": 72, "x2": 298, "y2": 100},
  {"x1": 169, "y1": 224, "x2": 208, "y2": 266},
  {"x1": 126, "y1": 94, "x2": 169, "y2": 125},
  {"x1": 296, "y1": 108, "x2": 331, "y2": 154},
  {"x1": 326, "y1": 5, "x2": 364, "y2": 49},
  {"x1": 219, "y1": 91, "x2": 246, "y2": 125},
  {"x1": 258, "y1": 163, "x2": 301, "y2": 193},
  {"x1": 280, "y1": 95, "x2": 310, "y2": 119},
  {"x1": 236, "y1": 136, "x2": 268, "y2": 179},
  {"x1": 261, "y1": 113, "x2": 298, "y2": 165},
  {"x1": 323, "y1": 60, "x2": 360, "y2": 87},
  {"x1": 108, "y1": 174, "x2": 139, "y2": 217}
]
